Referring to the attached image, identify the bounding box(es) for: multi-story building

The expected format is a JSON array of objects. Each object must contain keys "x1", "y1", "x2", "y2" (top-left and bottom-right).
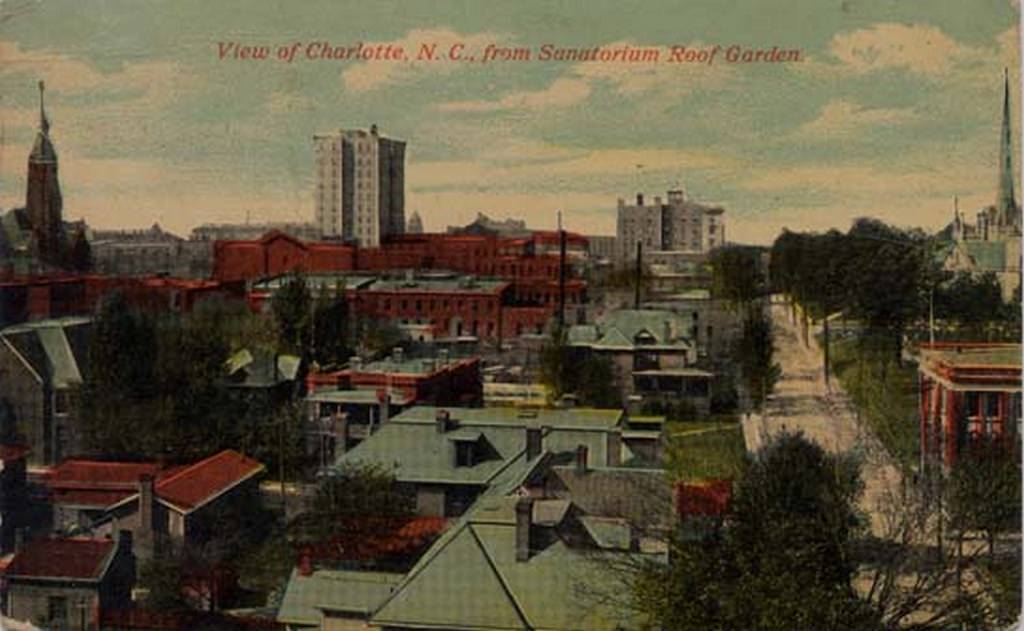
[
  {"x1": 917, "y1": 342, "x2": 1021, "y2": 470},
  {"x1": 616, "y1": 189, "x2": 725, "y2": 267},
  {"x1": 313, "y1": 125, "x2": 405, "y2": 246}
]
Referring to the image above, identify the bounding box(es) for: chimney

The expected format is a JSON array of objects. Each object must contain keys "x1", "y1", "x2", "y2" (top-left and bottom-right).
[
  {"x1": 370, "y1": 123, "x2": 379, "y2": 136},
  {"x1": 436, "y1": 409, "x2": 452, "y2": 433},
  {"x1": 663, "y1": 320, "x2": 673, "y2": 343},
  {"x1": 298, "y1": 546, "x2": 313, "y2": 576},
  {"x1": 349, "y1": 355, "x2": 363, "y2": 373},
  {"x1": 392, "y1": 346, "x2": 404, "y2": 365},
  {"x1": 377, "y1": 389, "x2": 390, "y2": 426},
  {"x1": 138, "y1": 474, "x2": 155, "y2": 532},
  {"x1": 137, "y1": 474, "x2": 156, "y2": 559},
  {"x1": 575, "y1": 445, "x2": 589, "y2": 474},
  {"x1": 525, "y1": 426, "x2": 543, "y2": 460},
  {"x1": 515, "y1": 496, "x2": 533, "y2": 562},
  {"x1": 636, "y1": 193, "x2": 644, "y2": 206}
]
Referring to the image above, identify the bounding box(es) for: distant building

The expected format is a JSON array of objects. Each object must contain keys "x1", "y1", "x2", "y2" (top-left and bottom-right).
[
  {"x1": 406, "y1": 211, "x2": 424, "y2": 235},
  {"x1": 190, "y1": 221, "x2": 321, "y2": 242},
  {"x1": 447, "y1": 212, "x2": 530, "y2": 238},
  {"x1": 0, "y1": 82, "x2": 79, "y2": 273},
  {"x1": 616, "y1": 189, "x2": 725, "y2": 267},
  {"x1": 314, "y1": 125, "x2": 405, "y2": 246},
  {"x1": 943, "y1": 71, "x2": 1021, "y2": 302},
  {"x1": 3, "y1": 533, "x2": 136, "y2": 631},
  {"x1": 90, "y1": 223, "x2": 212, "y2": 278},
  {"x1": 587, "y1": 235, "x2": 618, "y2": 262},
  {"x1": 917, "y1": 342, "x2": 1021, "y2": 469}
]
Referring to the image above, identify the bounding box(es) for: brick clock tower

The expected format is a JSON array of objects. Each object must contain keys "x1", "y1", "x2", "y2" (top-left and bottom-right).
[{"x1": 26, "y1": 80, "x2": 65, "y2": 265}]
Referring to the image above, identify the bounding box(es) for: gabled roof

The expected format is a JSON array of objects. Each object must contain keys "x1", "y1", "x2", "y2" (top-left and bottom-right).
[
  {"x1": 370, "y1": 496, "x2": 644, "y2": 631},
  {"x1": 154, "y1": 450, "x2": 264, "y2": 513},
  {"x1": 5, "y1": 537, "x2": 115, "y2": 581},
  {"x1": 1, "y1": 317, "x2": 91, "y2": 388},
  {"x1": 47, "y1": 459, "x2": 165, "y2": 509},
  {"x1": 277, "y1": 568, "x2": 403, "y2": 625},
  {"x1": 568, "y1": 309, "x2": 693, "y2": 352}
]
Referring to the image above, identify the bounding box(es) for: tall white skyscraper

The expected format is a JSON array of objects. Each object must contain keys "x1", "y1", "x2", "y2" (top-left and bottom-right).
[{"x1": 314, "y1": 124, "x2": 405, "y2": 246}]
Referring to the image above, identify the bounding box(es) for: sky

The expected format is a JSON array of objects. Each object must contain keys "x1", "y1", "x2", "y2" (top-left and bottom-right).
[{"x1": 0, "y1": 0, "x2": 1020, "y2": 244}]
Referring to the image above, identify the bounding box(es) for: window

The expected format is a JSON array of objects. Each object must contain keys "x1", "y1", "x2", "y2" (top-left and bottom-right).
[
  {"x1": 54, "y1": 390, "x2": 70, "y2": 415},
  {"x1": 48, "y1": 596, "x2": 68, "y2": 625}
]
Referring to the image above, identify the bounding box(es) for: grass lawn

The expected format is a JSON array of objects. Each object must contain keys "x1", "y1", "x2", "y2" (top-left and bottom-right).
[
  {"x1": 826, "y1": 335, "x2": 920, "y2": 469},
  {"x1": 665, "y1": 424, "x2": 747, "y2": 483}
]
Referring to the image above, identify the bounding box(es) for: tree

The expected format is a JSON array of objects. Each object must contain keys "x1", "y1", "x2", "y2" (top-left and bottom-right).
[
  {"x1": 538, "y1": 328, "x2": 570, "y2": 402},
  {"x1": 731, "y1": 306, "x2": 780, "y2": 411},
  {"x1": 576, "y1": 353, "x2": 621, "y2": 408},
  {"x1": 271, "y1": 275, "x2": 312, "y2": 356},
  {"x1": 946, "y1": 437, "x2": 1021, "y2": 562},
  {"x1": 310, "y1": 281, "x2": 350, "y2": 367},
  {"x1": 633, "y1": 432, "x2": 880, "y2": 630},
  {"x1": 710, "y1": 245, "x2": 765, "y2": 309},
  {"x1": 291, "y1": 462, "x2": 414, "y2": 544}
]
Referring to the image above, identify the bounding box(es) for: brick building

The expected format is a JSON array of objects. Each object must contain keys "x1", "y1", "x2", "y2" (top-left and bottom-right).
[{"x1": 917, "y1": 342, "x2": 1021, "y2": 469}]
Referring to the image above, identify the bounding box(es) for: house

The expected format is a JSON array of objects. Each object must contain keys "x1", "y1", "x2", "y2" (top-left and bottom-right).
[
  {"x1": 46, "y1": 450, "x2": 265, "y2": 558},
  {"x1": 334, "y1": 406, "x2": 663, "y2": 518},
  {"x1": 2, "y1": 532, "x2": 135, "y2": 631},
  {"x1": 0, "y1": 317, "x2": 90, "y2": 465},
  {"x1": 225, "y1": 348, "x2": 304, "y2": 407},
  {"x1": 567, "y1": 309, "x2": 713, "y2": 414},
  {"x1": 368, "y1": 493, "x2": 654, "y2": 630},
  {"x1": 917, "y1": 342, "x2": 1021, "y2": 469},
  {"x1": 0, "y1": 445, "x2": 29, "y2": 553}
]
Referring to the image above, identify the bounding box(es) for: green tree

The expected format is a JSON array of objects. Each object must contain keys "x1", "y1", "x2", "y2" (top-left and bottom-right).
[
  {"x1": 946, "y1": 437, "x2": 1022, "y2": 561},
  {"x1": 310, "y1": 281, "x2": 350, "y2": 367},
  {"x1": 271, "y1": 275, "x2": 313, "y2": 356},
  {"x1": 291, "y1": 462, "x2": 414, "y2": 544},
  {"x1": 633, "y1": 433, "x2": 879, "y2": 630},
  {"x1": 710, "y1": 245, "x2": 765, "y2": 309},
  {"x1": 732, "y1": 306, "x2": 780, "y2": 411}
]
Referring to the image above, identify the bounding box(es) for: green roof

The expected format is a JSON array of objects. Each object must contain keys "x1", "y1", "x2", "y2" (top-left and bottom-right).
[
  {"x1": 251, "y1": 274, "x2": 377, "y2": 292},
  {"x1": 367, "y1": 276, "x2": 508, "y2": 294},
  {"x1": 335, "y1": 407, "x2": 623, "y2": 484},
  {"x1": 962, "y1": 240, "x2": 1008, "y2": 271},
  {"x1": 925, "y1": 346, "x2": 1021, "y2": 369},
  {"x1": 391, "y1": 406, "x2": 624, "y2": 431},
  {"x1": 2, "y1": 317, "x2": 90, "y2": 388},
  {"x1": 567, "y1": 309, "x2": 693, "y2": 352},
  {"x1": 276, "y1": 568, "x2": 402, "y2": 625},
  {"x1": 371, "y1": 495, "x2": 646, "y2": 631}
]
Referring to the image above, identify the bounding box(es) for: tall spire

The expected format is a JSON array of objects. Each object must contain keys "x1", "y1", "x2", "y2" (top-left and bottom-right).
[
  {"x1": 996, "y1": 67, "x2": 1017, "y2": 224},
  {"x1": 38, "y1": 80, "x2": 49, "y2": 135}
]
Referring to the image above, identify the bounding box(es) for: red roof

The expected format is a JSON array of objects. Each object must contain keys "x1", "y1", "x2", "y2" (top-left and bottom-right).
[
  {"x1": 675, "y1": 480, "x2": 732, "y2": 518},
  {"x1": 304, "y1": 516, "x2": 447, "y2": 563},
  {"x1": 155, "y1": 450, "x2": 264, "y2": 512},
  {"x1": 47, "y1": 460, "x2": 163, "y2": 489},
  {"x1": 5, "y1": 537, "x2": 115, "y2": 580}
]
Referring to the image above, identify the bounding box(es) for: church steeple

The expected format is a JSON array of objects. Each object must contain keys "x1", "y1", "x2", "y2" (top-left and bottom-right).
[
  {"x1": 26, "y1": 79, "x2": 64, "y2": 266},
  {"x1": 996, "y1": 67, "x2": 1018, "y2": 226}
]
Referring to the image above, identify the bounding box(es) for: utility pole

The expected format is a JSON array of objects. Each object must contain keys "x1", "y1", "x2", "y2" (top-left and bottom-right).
[{"x1": 557, "y1": 210, "x2": 566, "y2": 331}]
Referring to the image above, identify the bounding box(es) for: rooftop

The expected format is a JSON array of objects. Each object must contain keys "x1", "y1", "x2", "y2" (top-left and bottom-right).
[
  {"x1": 370, "y1": 495, "x2": 646, "y2": 631},
  {"x1": 5, "y1": 537, "x2": 115, "y2": 581},
  {"x1": 155, "y1": 449, "x2": 264, "y2": 512},
  {"x1": 277, "y1": 568, "x2": 403, "y2": 626},
  {"x1": 366, "y1": 276, "x2": 508, "y2": 294}
]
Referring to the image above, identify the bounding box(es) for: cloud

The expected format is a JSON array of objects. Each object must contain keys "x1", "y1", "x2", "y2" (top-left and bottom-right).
[
  {"x1": 438, "y1": 77, "x2": 591, "y2": 113},
  {"x1": 795, "y1": 99, "x2": 917, "y2": 138},
  {"x1": 827, "y1": 23, "x2": 969, "y2": 75},
  {"x1": 341, "y1": 27, "x2": 507, "y2": 92},
  {"x1": 436, "y1": 39, "x2": 734, "y2": 114}
]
